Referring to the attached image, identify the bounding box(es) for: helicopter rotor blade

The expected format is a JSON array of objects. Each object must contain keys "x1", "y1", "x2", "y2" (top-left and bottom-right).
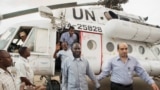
[
  {"x1": 1, "y1": 2, "x2": 77, "y2": 20},
  {"x1": 1, "y1": 1, "x2": 104, "y2": 20}
]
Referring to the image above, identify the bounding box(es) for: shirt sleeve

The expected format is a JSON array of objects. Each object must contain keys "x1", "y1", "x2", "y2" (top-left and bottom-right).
[
  {"x1": 134, "y1": 60, "x2": 155, "y2": 85},
  {"x1": 0, "y1": 81, "x2": 4, "y2": 90},
  {"x1": 15, "y1": 62, "x2": 27, "y2": 77},
  {"x1": 97, "y1": 59, "x2": 112, "y2": 81},
  {"x1": 86, "y1": 61, "x2": 100, "y2": 88},
  {"x1": 60, "y1": 33, "x2": 65, "y2": 42},
  {"x1": 56, "y1": 51, "x2": 61, "y2": 58}
]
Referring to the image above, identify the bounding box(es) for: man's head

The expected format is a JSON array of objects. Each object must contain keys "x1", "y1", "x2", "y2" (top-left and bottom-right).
[
  {"x1": 18, "y1": 47, "x2": 30, "y2": 58},
  {"x1": 19, "y1": 31, "x2": 27, "y2": 42},
  {"x1": 61, "y1": 42, "x2": 68, "y2": 51},
  {"x1": 71, "y1": 42, "x2": 81, "y2": 58},
  {"x1": 117, "y1": 42, "x2": 128, "y2": 58},
  {"x1": 68, "y1": 26, "x2": 75, "y2": 36},
  {"x1": 0, "y1": 50, "x2": 13, "y2": 68}
]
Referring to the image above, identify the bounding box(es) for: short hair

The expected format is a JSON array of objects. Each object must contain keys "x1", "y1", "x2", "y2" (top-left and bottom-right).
[
  {"x1": 117, "y1": 43, "x2": 128, "y2": 50},
  {"x1": 62, "y1": 41, "x2": 68, "y2": 45},
  {"x1": 18, "y1": 46, "x2": 27, "y2": 56},
  {"x1": 69, "y1": 26, "x2": 74, "y2": 30},
  {"x1": 0, "y1": 50, "x2": 6, "y2": 53},
  {"x1": 71, "y1": 42, "x2": 81, "y2": 49},
  {"x1": 0, "y1": 50, "x2": 6, "y2": 57}
]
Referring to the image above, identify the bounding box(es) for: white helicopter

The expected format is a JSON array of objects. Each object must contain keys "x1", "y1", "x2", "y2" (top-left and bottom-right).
[{"x1": 1, "y1": 0, "x2": 160, "y2": 80}]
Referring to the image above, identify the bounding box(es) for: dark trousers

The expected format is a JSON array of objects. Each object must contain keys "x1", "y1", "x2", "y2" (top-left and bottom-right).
[{"x1": 111, "y1": 82, "x2": 133, "y2": 90}]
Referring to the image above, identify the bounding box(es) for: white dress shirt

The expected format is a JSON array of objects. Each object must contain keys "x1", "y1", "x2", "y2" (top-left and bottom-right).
[
  {"x1": 15, "y1": 56, "x2": 34, "y2": 89},
  {"x1": 56, "y1": 49, "x2": 73, "y2": 68}
]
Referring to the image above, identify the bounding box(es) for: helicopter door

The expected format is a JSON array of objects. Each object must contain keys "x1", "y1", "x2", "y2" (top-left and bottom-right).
[{"x1": 80, "y1": 32, "x2": 102, "y2": 74}]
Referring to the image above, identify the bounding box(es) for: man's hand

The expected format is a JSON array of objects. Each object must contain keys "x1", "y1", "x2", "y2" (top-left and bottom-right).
[
  {"x1": 151, "y1": 83, "x2": 159, "y2": 90},
  {"x1": 20, "y1": 82, "x2": 46, "y2": 90}
]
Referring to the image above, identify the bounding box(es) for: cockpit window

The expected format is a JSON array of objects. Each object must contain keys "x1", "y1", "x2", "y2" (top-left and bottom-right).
[
  {"x1": 0, "y1": 28, "x2": 16, "y2": 49},
  {"x1": 24, "y1": 28, "x2": 48, "y2": 53},
  {"x1": 104, "y1": 11, "x2": 118, "y2": 20}
]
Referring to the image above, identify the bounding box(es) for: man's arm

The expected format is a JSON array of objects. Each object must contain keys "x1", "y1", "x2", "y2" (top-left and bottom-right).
[
  {"x1": 15, "y1": 63, "x2": 33, "y2": 85},
  {"x1": 0, "y1": 81, "x2": 4, "y2": 90},
  {"x1": 97, "y1": 59, "x2": 112, "y2": 81},
  {"x1": 20, "y1": 77, "x2": 33, "y2": 86},
  {"x1": 60, "y1": 33, "x2": 65, "y2": 42},
  {"x1": 135, "y1": 60, "x2": 159, "y2": 90},
  {"x1": 53, "y1": 44, "x2": 61, "y2": 58},
  {"x1": 86, "y1": 61, "x2": 100, "y2": 89}
]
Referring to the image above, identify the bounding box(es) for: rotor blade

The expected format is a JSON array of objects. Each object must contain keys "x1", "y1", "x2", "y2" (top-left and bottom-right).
[
  {"x1": 1, "y1": 1, "x2": 103, "y2": 20},
  {"x1": 2, "y1": 2, "x2": 77, "y2": 20}
]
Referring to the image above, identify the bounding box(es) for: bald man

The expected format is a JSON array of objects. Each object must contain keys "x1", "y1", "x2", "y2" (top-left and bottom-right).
[{"x1": 97, "y1": 42, "x2": 159, "y2": 90}]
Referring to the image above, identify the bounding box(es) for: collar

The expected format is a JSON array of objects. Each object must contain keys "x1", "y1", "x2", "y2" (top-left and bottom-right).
[
  {"x1": 19, "y1": 56, "x2": 29, "y2": 63},
  {"x1": 0, "y1": 68, "x2": 10, "y2": 75},
  {"x1": 72, "y1": 56, "x2": 83, "y2": 61},
  {"x1": 116, "y1": 55, "x2": 130, "y2": 61}
]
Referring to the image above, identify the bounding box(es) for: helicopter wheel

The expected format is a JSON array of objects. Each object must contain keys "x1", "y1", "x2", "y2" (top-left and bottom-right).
[{"x1": 47, "y1": 80, "x2": 60, "y2": 90}]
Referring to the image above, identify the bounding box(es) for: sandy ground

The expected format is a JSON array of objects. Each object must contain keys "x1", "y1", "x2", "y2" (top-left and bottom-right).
[{"x1": 34, "y1": 75, "x2": 160, "y2": 90}]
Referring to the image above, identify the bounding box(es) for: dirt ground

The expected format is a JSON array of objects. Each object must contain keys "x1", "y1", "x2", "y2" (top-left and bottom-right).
[{"x1": 34, "y1": 75, "x2": 160, "y2": 90}]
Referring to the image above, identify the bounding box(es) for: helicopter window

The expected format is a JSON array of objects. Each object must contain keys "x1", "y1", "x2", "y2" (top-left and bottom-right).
[
  {"x1": 119, "y1": 15, "x2": 130, "y2": 21},
  {"x1": 128, "y1": 44, "x2": 133, "y2": 53},
  {"x1": 24, "y1": 29, "x2": 35, "y2": 51},
  {"x1": 7, "y1": 27, "x2": 32, "y2": 52},
  {"x1": 87, "y1": 40, "x2": 97, "y2": 50},
  {"x1": 104, "y1": 11, "x2": 118, "y2": 20},
  {"x1": 139, "y1": 46, "x2": 145, "y2": 54},
  {"x1": 154, "y1": 47, "x2": 160, "y2": 56},
  {"x1": 106, "y1": 42, "x2": 114, "y2": 52},
  {"x1": 0, "y1": 28, "x2": 16, "y2": 50},
  {"x1": 25, "y1": 28, "x2": 48, "y2": 53}
]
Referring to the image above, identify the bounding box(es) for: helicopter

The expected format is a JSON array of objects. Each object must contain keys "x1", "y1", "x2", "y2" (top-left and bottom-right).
[{"x1": 1, "y1": 0, "x2": 160, "y2": 80}]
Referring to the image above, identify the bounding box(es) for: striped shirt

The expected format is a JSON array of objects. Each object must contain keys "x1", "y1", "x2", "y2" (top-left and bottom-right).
[
  {"x1": 97, "y1": 55, "x2": 154, "y2": 85},
  {"x1": 62, "y1": 56, "x2": 100, "y2": 90},
  {"x1": 0, "y1": 68, "x2": 16, "y2": 90}
]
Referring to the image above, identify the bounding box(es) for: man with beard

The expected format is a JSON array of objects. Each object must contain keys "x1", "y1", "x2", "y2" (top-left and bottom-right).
[
  {"x1": 97, "y1": 42, "x2": 159, "y2": 90},
  {"x1": 61, "y1": 42, "x2": 100, "y2": 90}
]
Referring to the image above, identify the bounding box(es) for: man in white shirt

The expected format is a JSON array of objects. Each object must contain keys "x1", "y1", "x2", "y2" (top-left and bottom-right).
[
  {"x1": 53, "y1": 41, "x2": 73, "y2": 83},
  {"x1": 53, "y1": 41, "x2": 73, "y2": 68},
  {"x1": 15, "y1": 46, "x2": 34, "y2": 89}
]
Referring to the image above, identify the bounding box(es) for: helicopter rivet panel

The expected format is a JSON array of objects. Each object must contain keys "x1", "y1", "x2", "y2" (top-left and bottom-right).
[{"x1": 104, "y1": 19, "x2": 160, "y2": 44}]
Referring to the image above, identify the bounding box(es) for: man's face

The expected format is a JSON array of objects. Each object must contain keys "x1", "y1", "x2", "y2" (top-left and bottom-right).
[
  {"x1": 0, "y1": 51, "x2": 13, "y2": 67},
  {"x1": 69, "y1": 29, "x2": 74, "y2": 36},
  {"x1": 118, "y1": 43, "x2": 128, "y2": 58},
  {"x1": 62, "y1": 42, "x2": 68, "y2": 50},
  {"x1": 19, "y1": 31, "x2": 27, "y2": 42},
  {"x1": 25, "y1": 48, "x2": 30, "y2": 57},
  {"x1": 72, "y1": 44, "x2": 81, "y2": 58}
]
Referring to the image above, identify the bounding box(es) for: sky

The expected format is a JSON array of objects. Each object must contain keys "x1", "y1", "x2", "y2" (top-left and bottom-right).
[{"x1": 0, "y1": 0, "x2": 160, "y2": 33}]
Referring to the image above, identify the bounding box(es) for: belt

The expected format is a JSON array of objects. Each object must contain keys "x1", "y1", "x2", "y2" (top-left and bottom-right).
[{"x1": 111, "y1": 82, "x2": 132, "y2": 87}]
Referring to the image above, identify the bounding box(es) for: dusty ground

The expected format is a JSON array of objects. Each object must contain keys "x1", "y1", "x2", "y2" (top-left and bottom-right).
[{"x1": 34, "y1": 75, "x2": 160, "y2": 90}]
